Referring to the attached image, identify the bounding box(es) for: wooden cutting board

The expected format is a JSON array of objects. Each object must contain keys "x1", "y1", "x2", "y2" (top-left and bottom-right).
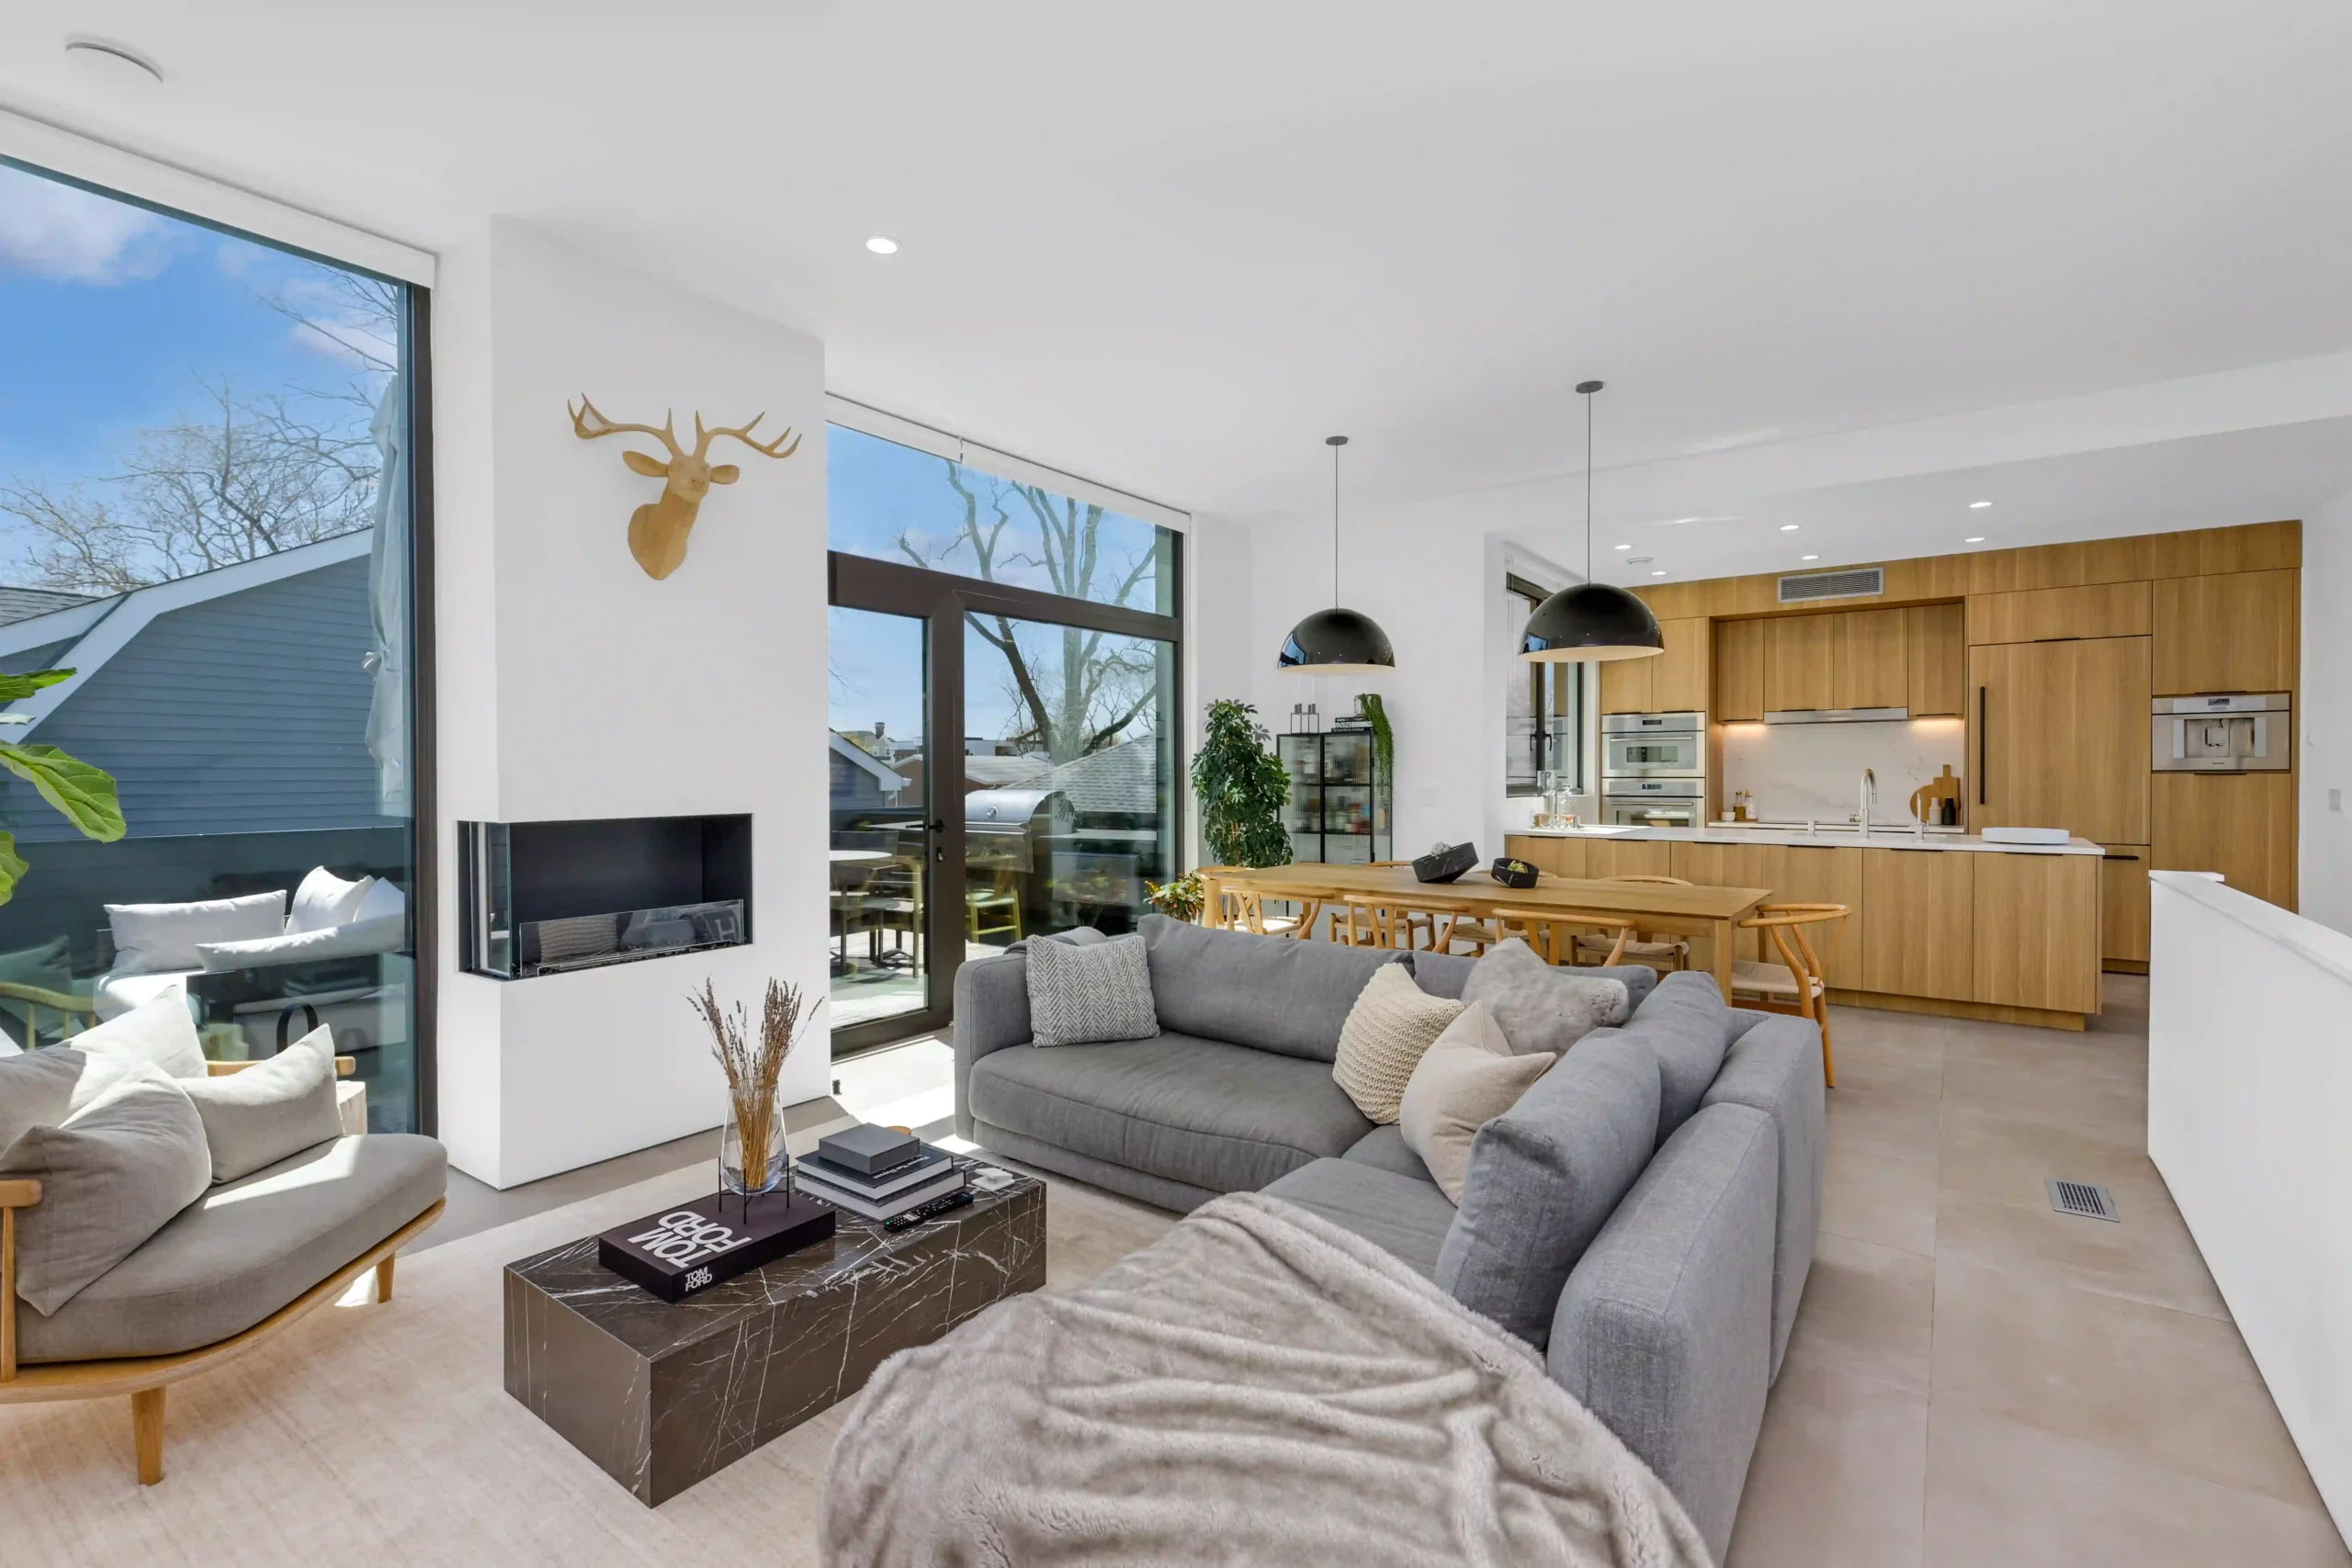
[{"x1": 1910, "y1": 763, "x2": 1962, "y2": 822}]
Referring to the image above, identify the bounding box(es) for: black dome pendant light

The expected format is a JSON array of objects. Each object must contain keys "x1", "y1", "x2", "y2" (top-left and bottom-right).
[
  {"x1": 1520, "y1": 380, "x2": 1665, "y2": 663},
  {"x1": 1278, "y1": 434, "x2": 1396, "y2": 673}
]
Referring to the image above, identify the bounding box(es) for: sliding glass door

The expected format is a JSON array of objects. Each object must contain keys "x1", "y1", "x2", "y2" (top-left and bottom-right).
[{"x1": 826, "y1": 423, "x2": 1182, "y2": 1055}]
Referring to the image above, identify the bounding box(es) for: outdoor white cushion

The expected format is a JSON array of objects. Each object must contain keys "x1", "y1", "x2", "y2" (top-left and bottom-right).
[
  {"x1": 180, "y1": 1025, "x2": 345, "y2": 1183},
  {"x1": 1331, "y1": 962, "x2": 1464, "y2": 1124},
  {"x1": 353, "y1": 876, "x2": 406, "y2": 924},
  {"x1": 288, "y1": 866, "x2": 375, "y2": 934},
  {"x1": 1025, "y1": 932, "x2": 1159, "y2": 1048},
  {"x1": 0, "y1": 1064, "x2": 211, "y2": 1314},
  {"x1": 1399, "y1": 1000, "x2": 1555, "y2": 1202},
  {"x1": 107, "y1": 892, "x2": 286, "y2": 975},
  {"x1": 1459, "y1": 938, "x2": 1632, "y2": 1056},
  {"x1": 196, "y1": 915, "x2": 404, "y2": 972}
]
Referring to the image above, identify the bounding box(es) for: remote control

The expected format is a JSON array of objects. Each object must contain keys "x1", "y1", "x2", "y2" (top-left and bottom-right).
[{"x1": 883, "y1": 1188, "x2": 974, "y2": 1232}]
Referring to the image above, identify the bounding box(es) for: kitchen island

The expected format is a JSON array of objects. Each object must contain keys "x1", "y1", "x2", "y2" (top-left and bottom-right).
[{"x1": 1507, "y1": 823, "x2": 2106, "y2": 1029}]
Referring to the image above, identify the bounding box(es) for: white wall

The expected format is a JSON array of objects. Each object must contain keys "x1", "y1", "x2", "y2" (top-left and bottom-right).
[
  {"x1": 1723, "y1": 719, "x2": 1968, "y2": 825},
  {"x1": 1184, "y1": 513, "x2": 1256, "y2": 864},
  {"x1": 2301, "y1": 485, "x2": 2352, "y2": 936},
  {"x1": 435, "y1": 220, "x2": 831, "y2": 1188}
]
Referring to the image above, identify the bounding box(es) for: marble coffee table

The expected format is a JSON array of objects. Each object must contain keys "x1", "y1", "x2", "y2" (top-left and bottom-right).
[{"x1": 503, "y1": 1160, "x2": 1046, "y2": 1504}]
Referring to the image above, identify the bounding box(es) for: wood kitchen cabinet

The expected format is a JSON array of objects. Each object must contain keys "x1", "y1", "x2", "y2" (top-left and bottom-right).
[
  {"x1": 1600, "y1": 617, "x2": 1710, "y2": 714},
  {"x1": 2099, "y1": 844, "x2": 2151, "y2": 967},
  {"x1": 1966, "y1": 581, "x2": 2151, "y2": 645},
  {"x1": 1905, "y1": 603, "x2": 1965, "y2": 716},
  {"x1": 1831, "y1": 609, "x2": 1908, "y2": 709},
  {"x1": 1670, "y1": 841, "x2": 1864, "y2": 988},
  {"x1": 1762, "y1": 615, "x2": 1836, "y2": 712},
  {"x1": 1970, "y1": 635, "x2": 2150, "y2": 845},
  {"x1": 1861, "y1": 847, "x2": 1974, "y2": 1001},
  {"x1": 1506, "y1": 835, "x2": 1672, "y2": 882},
  {"x1": 1973, "y1": 852, "x2": 2101, "y2": 1013},
  {"x1": 2153, "y1": 570, "x2": 2299, "y2": 695},
  {"x1": 1714, "y1": 617, "x2": 1765, "y2": 722},
  {"x1": 2153, "y1": 772, "x2": 2298, "y2": 909}
]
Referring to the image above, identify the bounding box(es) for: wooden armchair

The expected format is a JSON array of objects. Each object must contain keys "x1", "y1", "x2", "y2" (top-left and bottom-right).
[
  {"x1": 1490, "y1": 908, "x2": 1637, "y2": 967},
  {"x1": 1731, "y1": 903, "x2": 1849, "y2": 1088},
  {"x1": 0, "y1": 1054, "x2": 443, "y2": 1485},
  {"x1": 0, "y1": 981, "x2": 96, "y2": 1049}
]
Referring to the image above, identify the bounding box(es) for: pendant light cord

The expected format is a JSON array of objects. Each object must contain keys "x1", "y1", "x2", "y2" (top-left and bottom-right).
[
  {"x1": 1584, "y1": 389, "x2": 1594, "y2": 581},
  {"x1": 1332, "y1": 438, "x2": 1341, "y2": 610}
]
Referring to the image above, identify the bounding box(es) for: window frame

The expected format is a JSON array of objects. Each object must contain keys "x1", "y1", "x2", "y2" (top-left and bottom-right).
[{"x1": 1504, "y1": 573, "x2": 1582, "y2": 797}]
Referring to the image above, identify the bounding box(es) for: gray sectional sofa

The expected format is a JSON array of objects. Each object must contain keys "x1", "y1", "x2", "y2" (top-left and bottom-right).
[{"x1": 954, "y1": 914, "x2": 1826, "y2": 1557}]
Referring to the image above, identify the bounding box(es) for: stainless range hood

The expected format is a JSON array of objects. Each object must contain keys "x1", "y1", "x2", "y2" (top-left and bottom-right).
[{"x1": 1760, "y1": 706, "x2": 1910, "y2": 725}]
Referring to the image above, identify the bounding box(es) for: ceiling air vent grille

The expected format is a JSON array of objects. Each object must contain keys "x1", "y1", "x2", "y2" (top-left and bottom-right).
[{"x1": 1778, "y1": 567, "x2": 1884, "y2": 604}]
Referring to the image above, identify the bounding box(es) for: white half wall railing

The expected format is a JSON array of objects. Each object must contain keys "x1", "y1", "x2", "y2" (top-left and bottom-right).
[{"x1": 2148, "y1": 870, "x2": 2352, "y2": 1551}]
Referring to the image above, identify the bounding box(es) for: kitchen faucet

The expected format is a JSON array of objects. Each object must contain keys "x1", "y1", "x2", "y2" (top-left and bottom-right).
[{"x1": 1859, "y1": 768, "x2": 1877, "y2": 839}]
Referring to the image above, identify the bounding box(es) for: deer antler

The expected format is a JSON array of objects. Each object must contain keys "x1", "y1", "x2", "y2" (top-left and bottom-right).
[
  {"x1": 693, "y1": 412, "x2": 802, "y2": 461},
  {"x1": 570, "y1": 396, "x2": 686, "y2": 461}
]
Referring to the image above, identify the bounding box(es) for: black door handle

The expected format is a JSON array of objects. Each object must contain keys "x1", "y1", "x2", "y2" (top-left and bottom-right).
[{"x1": 1977, "y1": 686, "x2": 1988, "y2": 807}]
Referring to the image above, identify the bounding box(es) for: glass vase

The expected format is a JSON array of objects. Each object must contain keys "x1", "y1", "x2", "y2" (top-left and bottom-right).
[{"x1": 719, "y1": 1094, "x2": 789, "y2": 1198}]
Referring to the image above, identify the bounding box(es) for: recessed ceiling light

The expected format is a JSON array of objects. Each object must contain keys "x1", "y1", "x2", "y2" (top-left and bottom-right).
[
  {"x1": 1801, "y1": 554, "x2": 1819, "y2": 561},
  {"x1": 865, "y1": 235, "x2": 899, "y2": 254},
  {"x1": 1650, "y1": 570, "x2": 1668, "y2": 577},
  {"x1": 1968, "y1": 500, "x2": 1993, "y2": 509},
  {"x1": 1964, "y1": 536, "x2": 1986, "y2": 544},
  {"x1": 1778, "y1": 524, "x2": 1800, "y2": 532},
  {"x1": 63, "y1": 37, "x2": 163, "y2": 85},
  {"x1": 1612, "y1": 543, "x2": 1632, "y2": 551}
]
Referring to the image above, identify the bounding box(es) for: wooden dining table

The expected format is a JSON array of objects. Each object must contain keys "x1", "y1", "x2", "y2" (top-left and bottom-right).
[{"x1": 1199, "y1": 862, "x2": 1773, "y2": 1001}]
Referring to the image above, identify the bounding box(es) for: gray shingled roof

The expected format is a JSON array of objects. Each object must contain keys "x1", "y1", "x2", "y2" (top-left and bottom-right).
[{"x1": 0, "y1": 587, "x2": 96, "y2": 626}]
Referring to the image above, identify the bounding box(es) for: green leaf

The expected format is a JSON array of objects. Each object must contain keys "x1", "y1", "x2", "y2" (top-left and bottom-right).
[
  {"x1": 0, "y1": 668, "x2": 74, "y2": 705},
  {"x1": 0, "y1": 830, "x2": 26, "y2": 908},
  {"x1": 0, "y1": 743, "x2": 125, "y2": 842}
]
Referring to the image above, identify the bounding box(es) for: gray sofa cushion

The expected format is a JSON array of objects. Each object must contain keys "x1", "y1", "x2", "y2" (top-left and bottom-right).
[
  {"x1": 1611, "y1": 970, "x2": 1737, "y2": 1144},
  {"x1": 1025, "y1": 932, "x2": 1159, "y2": 1047},
  {"x1": 1459, "y1": 939, "x2": 1632, "y2": 1055},
  {"x1": 1140, "y1": 916, "x2": 1421, "y2": 1063},
  {"x1": 1434, "y1": 1034, "x2": 1661, "y2": 1348},
  {"x1": 966, "y1": 1030, "x2": 1374, "y2": 1195},
  {"x1": 18, "y1": 1132, "x2": 446, "y2": 1363},
  {"x1": 181, "y1": 1025, "x2": 346, "y2": 1183},
  {"x1": 1341, "y1": 1123, "x2": 1434, "y2": 1183},
  {"x1": 1549, "y1": 1102, "x2": 1778, "y2": 1562},
  {"x1": 0, "y1": 1046, "x2": 84, "y2": 1152},
  {"x1": 1702, "y1": 1011, "x2": 1827, "y2": 1381},
  {"x1": 1260, "y1": 1158, "x2": 1460, "y2": 1280}
]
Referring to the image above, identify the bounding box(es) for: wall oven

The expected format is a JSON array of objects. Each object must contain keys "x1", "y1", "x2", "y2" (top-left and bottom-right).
[
  {"x1": 1600, "y1": 779, "x2": 1705, "y2": 828},
  {"x1": 1601, "y1": 711, "x2": 1705, "y2": 779}
]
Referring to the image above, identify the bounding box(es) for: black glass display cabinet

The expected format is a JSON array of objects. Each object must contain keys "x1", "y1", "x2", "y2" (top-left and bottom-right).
[{"x1": 1277, "y1": 730, "x2": 1392, "y2": 865}]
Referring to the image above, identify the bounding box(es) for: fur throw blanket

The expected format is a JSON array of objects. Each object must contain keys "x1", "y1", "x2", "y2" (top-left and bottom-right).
[{"x1": 822, "y1": 1191, "x2": 1711, "y2": 1568}]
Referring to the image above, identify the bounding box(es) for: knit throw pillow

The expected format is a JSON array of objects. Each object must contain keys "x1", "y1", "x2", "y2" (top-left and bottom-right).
[
  {"x1": 1026, "y1": 932, "x2": 1159, "y2": 1048},
  {"x1": 1331, "y1": 962, "x2": 1464, "y2": 1123}
]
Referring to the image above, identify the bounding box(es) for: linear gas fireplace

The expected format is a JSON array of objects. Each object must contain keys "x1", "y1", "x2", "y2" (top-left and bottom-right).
[{"x1": 458, "y1": 815, "x2": 752, "y2": 979}]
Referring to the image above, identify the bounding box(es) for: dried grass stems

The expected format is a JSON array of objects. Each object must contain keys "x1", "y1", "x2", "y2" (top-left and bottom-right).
[{"x1": 690, "y1": 977, "x2": 811, "y2": 1191}]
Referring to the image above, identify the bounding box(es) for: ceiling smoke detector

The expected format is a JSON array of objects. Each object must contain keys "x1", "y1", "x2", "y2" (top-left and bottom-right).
[{"x1": 63, "y1": 38, "x2": 163, "y2": 86}]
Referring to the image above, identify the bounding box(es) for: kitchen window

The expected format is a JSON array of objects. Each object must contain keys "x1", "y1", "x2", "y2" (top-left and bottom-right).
[{"x1": 1505, "y1": 573, "x2": 1582, "y2": 795}]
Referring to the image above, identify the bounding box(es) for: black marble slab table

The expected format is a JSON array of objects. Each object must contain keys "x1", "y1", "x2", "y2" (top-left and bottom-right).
[{"x1": 503, "y1": 1163, "x2": 1046, "y2": 1505}]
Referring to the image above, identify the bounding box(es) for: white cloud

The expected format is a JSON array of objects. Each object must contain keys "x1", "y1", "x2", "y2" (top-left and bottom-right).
[
  {"x1": 277, "y1": 271, "x2": 399, "y2": 369},
  {"x1": 0, "y1": 165, "x2": 177, "y2": 284}
]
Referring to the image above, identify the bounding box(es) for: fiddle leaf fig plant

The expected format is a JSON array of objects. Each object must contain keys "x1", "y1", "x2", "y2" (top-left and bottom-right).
[
  {"x1": 0, "y1": 669, "x2": 126, "y2": 906},
  {"x1": 1191, "y1": 699, "x2": 1293, "y2": 868}
]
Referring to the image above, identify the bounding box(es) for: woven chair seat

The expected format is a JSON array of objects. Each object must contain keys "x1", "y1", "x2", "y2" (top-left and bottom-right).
[{"x1": 1729, "y1": 958, "x2": 1825, "y2": 999}]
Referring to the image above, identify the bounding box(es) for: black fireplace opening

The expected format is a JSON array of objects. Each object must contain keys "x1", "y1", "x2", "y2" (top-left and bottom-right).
[{"x1": 458, "y1": 814, "x2": 752, "y2": 979}]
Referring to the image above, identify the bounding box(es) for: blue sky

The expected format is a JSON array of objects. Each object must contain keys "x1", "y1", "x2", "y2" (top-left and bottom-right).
[{"x1": 0, "y1": 159, "x2": 392, "y2": 579}]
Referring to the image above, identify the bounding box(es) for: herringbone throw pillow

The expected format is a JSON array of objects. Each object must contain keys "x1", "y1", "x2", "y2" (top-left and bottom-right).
[
  {"x1": 1025, "y1": 932, "x2": 1159, "y2": 1048},
  {"x1": 1331, "y1": 962, "x2": 1464, "y2": 1124}
]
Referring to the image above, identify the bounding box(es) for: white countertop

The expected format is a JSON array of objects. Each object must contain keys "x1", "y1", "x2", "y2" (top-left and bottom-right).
[{"x1": 1509, "y1": 822, "x2": 2105, "y2": 855}]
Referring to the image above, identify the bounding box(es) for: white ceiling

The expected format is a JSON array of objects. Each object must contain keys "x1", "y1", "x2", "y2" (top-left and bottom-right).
[{"x1": 5, "y1": 2, "x2": 2351, "y2": 562}]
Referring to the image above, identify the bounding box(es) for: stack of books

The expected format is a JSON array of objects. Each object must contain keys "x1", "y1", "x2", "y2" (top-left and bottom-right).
[{"x1": 794, "y1": 1123, "x2": 966, "y2": 1222}]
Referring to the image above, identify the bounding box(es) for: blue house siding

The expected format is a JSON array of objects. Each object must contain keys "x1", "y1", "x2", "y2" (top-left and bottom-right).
[{"x1": 0, "y1": 556, "x2": 401, "y2": 843}]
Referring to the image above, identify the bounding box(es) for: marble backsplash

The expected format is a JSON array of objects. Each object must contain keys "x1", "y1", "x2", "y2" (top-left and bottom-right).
[{"x1": 1720, "y1": 717, "x2": 1967, "y2": 825}]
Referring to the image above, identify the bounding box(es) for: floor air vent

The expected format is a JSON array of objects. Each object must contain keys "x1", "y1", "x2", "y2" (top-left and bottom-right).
[
  {"x1": 1778, "y1": 566, "x2": 1884, "y2": 604},
  {"x1": 2045, "y1": 1179, "x2": 2120, "y2": 1222}
]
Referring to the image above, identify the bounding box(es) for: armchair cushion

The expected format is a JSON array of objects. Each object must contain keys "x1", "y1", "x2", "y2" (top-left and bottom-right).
[
  {"x1": 17, "y1": 1133, "x2": 447, "y2": 1363},
  {"x1": 69, "y1": 987, "x2": 208, "y2": 1086},
  {"x1": 195, "y1": 915, "x2": 403, "y2": 972},
  {"x1": 106, "y1": 892, "x2": 286, "y2": 975},
  {"x1": 1459, "y1": 938, "x2": 1632, "y2": 1056},
  {"x1": 288, "y1": 866, "x2": 374, "y2": 934},
  {"x1": 181, "y1": 1026, "x2": 345, "y2": 1183},
  {"x1": 92, "y1": 970, "x2": 198, "y2": 1024},
  {"x1": 0, "y1": 1046, "x2": 85, "y2": 1152},
  {"x1": 2, "y1": 1065, "x2": 212, "y2": 1314}
]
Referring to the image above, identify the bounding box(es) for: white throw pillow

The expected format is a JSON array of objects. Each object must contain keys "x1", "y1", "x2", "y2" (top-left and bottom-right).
[
  {"x1": 1459, "y1": 938, "x2": 1631, "y2": 1056},
  {"x1": 353, "y1": 876, "x2": 406, "y2": 924},
  {"x1": 1399, "y1": 1001, "x2": 1556, "y2": 1202},
  {"x1": 180, "y1": 1025, "x2": 345, "y2": 1183},
  {"x1": 67, "y1": 987, "x2": 208, "y2": 1110},
  {"x1": 107, "y1": 891, "x2": 286, "y2": 975},
  {"x1": 288, "y1": 866, "x2": 375, "y2": 934},
  {"x1": 196, "y1": 915, "x2": 404, "y2": 972},
  {"x1": 1331, "y1": 962, "x2": 1464, "y2": 1124}
]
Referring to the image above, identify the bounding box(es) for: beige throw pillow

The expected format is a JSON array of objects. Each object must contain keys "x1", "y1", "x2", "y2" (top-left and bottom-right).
[
  {"x1": 1332, "y1": 963, "x2": 1464, "y2": 1124},
  {"x1": 0, "y1": 1065, "x2": 211, "y2": 1314},
  {"x1": 181, "y1": 1025, "x2": 345, "y2": 1183},
  {"x1": 1400, "y1": 1000, "x2": 1555, "y2": 1202}
]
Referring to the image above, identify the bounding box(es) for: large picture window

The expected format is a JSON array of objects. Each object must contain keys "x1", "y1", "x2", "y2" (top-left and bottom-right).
[
  {"x1": 1506, "y1": 574, "x2": 1582, "y2": 795},
  {"x1": 825, "y1": 419, "x2": 1181, "y2": 1051},
  {"x1": 0, "y1": 160, "x2": 424, "y2": 1130}
]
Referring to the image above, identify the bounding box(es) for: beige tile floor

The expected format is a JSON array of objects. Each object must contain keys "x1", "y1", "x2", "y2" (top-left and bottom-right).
[{"x1": 1725, "y1": 976, "x2": 2351, "y2": 1566}]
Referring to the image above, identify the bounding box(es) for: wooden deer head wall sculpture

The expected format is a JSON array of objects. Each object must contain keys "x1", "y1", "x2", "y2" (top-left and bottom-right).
[{"x1": 568, "y1": 396, "x2": 802, "y2": 580}]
